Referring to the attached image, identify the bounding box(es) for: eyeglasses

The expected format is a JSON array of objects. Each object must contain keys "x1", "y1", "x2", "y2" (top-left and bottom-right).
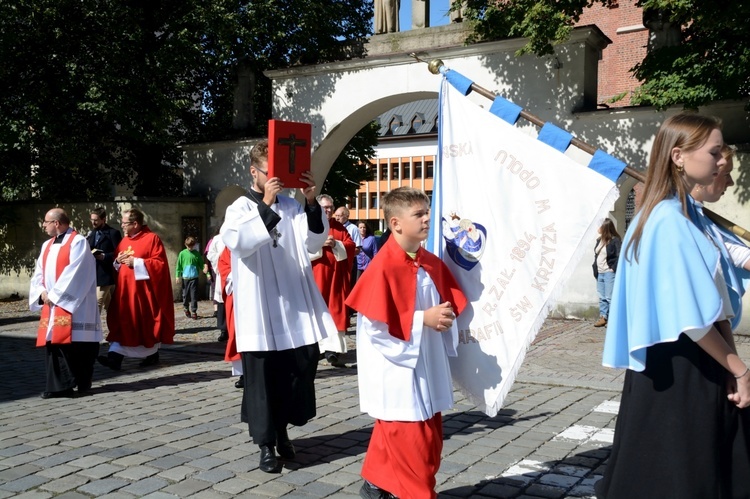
[
  {"x1": 42, "y1": 220, "x2": 58, "y2": 226},
  {"x1": 121, "y1": 221, "x2": 135, "y2": 226},
  {"x1": 254, "y1": 167, "x2": 268, "y2": 176}
]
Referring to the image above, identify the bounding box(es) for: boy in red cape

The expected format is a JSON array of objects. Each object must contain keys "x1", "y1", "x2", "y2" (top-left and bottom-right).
[{"x1": 346, "y1": 187, "x2": 468, "y2": 499}]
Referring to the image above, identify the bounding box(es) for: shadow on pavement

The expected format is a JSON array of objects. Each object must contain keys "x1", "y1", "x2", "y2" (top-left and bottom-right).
[
  {"x1": 437, "y1": 447, "x2": 608, "y2": 498},
  {"x1": 0, "y1": 314, "x2": 38, "y2": 327},
  {"x1": 0, "y1": 336, "x2": 232, "y2": 403}
]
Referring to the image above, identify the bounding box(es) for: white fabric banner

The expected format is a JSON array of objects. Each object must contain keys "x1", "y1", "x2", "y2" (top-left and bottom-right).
[{"x1": 430, "y1": 78, "x2": 619, "y2": 417}]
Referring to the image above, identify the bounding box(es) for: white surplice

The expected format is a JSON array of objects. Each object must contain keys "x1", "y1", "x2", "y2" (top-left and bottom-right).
[
  {"x1": 356, "y1": 268, "x2": 458, "y2": 422},
  {"x1": 221, "y1": 194, "x2": 337, "y2": 352},
  {"x1": 29, "y1": 229, "x2": 102, "y2": 343},
  {"x1": 206, "y1": 236, "x2": 226, "y2": 303}
]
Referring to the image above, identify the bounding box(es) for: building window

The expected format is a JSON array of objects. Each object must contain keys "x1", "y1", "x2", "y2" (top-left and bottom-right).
[
  {"x1": 388, "y1": 116, "x2": 401, "y2": 135},
  {"x1": 426, "y1": 160, "x2": 434, "y2": 178},
  {"x1": 379, "y1": 162, "x2": 388, "y2": 180},
  {"x1": 369, "y1": 193, "x2": 379, "y2": 209},
  {"x1": 359, "y1": 193, "x2": 367, "y2": 209},
  {"x1": 410, "y1": 114, "x2": 424, "y2": 132},
  {"x1": 390, "y1": 161, "x2": 399, "y2": 180},
  {"x1": 414, "y1": 161, "x2": 423, "y2": 178},
  {"x1": 403, "y1": 162, "x2": 411, "y2": 179}
]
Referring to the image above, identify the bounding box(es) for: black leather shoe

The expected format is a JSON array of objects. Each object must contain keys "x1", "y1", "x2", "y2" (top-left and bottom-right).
[
  {"x1": 217, "y1": 332, "x2": 228, "y2": 342},
  {"x1": 326, "y1": 351, "x2": 347, "y2": 368},
  {"x1": 359, "y1": 481, "x2": 395, "y2": 499},
  {"x1": 40, "y1": 388, "x2": 75, "y2": 399},
  {"x1": 139, "y1": 352, "x2": 159, "y2": 367},
  {"x1": 276, "y1": 440, "x2": 295, "y2": 460},
  {"x1": 234, "y1": 375, "x2": 244, "y2": 389},
  {"x1": 97, "y1": 352, "x2": 123, "y2": 371},
  {"x1": 276, "y1": 426, "x2": 295, "y2": 459},
  {"x1": 258, "y1": 445, "x2": 281, "y2": 473},
  {"x1": 77, "y1": 382, "x2": 92, "y2": 394}
]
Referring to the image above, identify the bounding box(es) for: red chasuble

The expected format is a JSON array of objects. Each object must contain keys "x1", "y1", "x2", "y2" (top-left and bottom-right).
[
  {"x1": 345, "y1": 237, "x2": 468, "y2": 341},
  {"x1": 312, "y1": 219, "x2": 356, "y2": 330},
  {"x1": 218, "y1": 247, "x2": 240, "y2": 362},
  {"x1": 107, "y1": 226, "x2": 174, "y2": 347}
]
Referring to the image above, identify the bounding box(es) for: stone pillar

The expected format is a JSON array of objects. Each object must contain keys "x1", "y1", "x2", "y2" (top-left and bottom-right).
[{"x1": 412, "y1": 0, "x2": 430, "y2": 29}]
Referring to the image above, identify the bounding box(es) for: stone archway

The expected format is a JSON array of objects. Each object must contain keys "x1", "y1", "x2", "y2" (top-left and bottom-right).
[{"x1": 265, "y1": 26, "x2": 610, "y2": 187}]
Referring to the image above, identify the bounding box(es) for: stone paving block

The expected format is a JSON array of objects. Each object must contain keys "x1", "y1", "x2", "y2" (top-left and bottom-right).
[
  {"x1": 241, "y1": 479, "x2": 294, "y2": 497},
  {"x1": 92, "y1": 492, "x2": 136, "y2": 499},
  {"x1": 210, "y1": 477, "x2": 256, "y2": 495},
  {"x1": 136, "y1": 492, "x2": 180, "y2": 499},
  {"x1": 9, "y1": 492, "x2": 54, "y2": 499},
  {"x1": 475, "y1": 481, "x2": 523, "y2": 498},
  {"x1": 175, "y1": 447, "x2": 214, "y2": 460},
  {"x1": 119, "y1": 476, "x2": 170, "y2": 495},
  {"x1": 142, "y1": 446, "x2": 180, "y2": 458},
  {"x1": 192, "y1": 468, "x2": 234, "y2": 484},
  {"x1": 76, "y1": 477, "x2": 130, "y2": 495},
  {"x1": 159, "y1": 477, "x2": 214, "y2": 496},
  {"x1": 0, "y1": 464, "x2": 42, "y2": 482},
  {"x1": 148, "y1": 455, "x2": 192, "y2": 470},
  {"x1": 111, "y1": 454, "x2": 156, "y2": 467},
  {"x1": 38, "y1": 474, "x2": 90, "y2": 494},
  {"x1": 77, "y1": 463, "x2": 124, "y2": 479},
  {"x1": 187, "y1": 456, "x2": 227, "y2": 470},
  {"x1": 0, "y1": 474, "x2": 50, "y2": 493},
  {"x1": 524, "y1": 482, "x2": 568, "y2": 498},
  {"x1": 0, "y1": 444, "x2": 36, "y2": 457},
  {"x1": 113, "y1": 465, "x2": 161, "y2": 480},
  {"x1": 68, "y1": 454, "x2": 114, "y2": 469},
  {"x1": 277, "y1": 470, "x2": 320, "y2": 486}
]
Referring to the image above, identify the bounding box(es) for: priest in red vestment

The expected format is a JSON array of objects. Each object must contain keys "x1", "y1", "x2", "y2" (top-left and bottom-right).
[
  {"x1": 311, "y1": 194, "x2": 355, "y2": 367},
  {"x1": 98, "y1": 208, "x2": 174, "y2": 370}
]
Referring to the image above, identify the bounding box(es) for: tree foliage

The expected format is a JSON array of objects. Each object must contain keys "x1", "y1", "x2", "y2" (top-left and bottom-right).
[
  {"x1": 321, "y1": 121, "x2": 379, "y2": 207},
  {"x1": 0, "y1": 0, "x2": 373, "y2": 202},
  {"x1": 460, "y1": 0, "x2": 750, "y2": 109}
]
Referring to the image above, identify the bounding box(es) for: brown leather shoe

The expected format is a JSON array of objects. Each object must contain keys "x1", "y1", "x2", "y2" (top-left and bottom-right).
[{"x1": 594, "y1": 317, "x2": 607, "y2": 327}]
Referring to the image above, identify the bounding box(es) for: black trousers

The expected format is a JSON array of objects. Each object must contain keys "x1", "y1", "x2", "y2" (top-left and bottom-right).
[
  {"x1": 45, "y1": 342, "x2": 99, "y2": 393},
  {"x1": 216, "y1": 301, "x2": 227, "y2": 335},
  {"x1": 240, "y1": 343, "x2": 320, "y2": 446},
  {"x1": 182, "y1": 278, "x2": 198, "y2": 312}
]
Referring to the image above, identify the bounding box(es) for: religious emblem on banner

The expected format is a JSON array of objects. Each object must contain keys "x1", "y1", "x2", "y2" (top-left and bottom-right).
[{"x1": 268, "y1": 119, "x2": 312, "y2": 188}]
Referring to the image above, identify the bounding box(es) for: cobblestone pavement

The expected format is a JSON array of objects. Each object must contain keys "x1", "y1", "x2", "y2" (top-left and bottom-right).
[{"x1": 2, "y1": 299, "x2": 749, "y2": 498}]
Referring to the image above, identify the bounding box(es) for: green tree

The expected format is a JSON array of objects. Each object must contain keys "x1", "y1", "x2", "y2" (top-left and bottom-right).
[
  {"x1": 460, "y1": 0, "x2": 750, "y2": 109},
  {"x1": 321, "y1": 121, "x2": 379, "y2": 207},
  {"x1": 0, "y1": 0, "x2": 373, "y2": 202}
]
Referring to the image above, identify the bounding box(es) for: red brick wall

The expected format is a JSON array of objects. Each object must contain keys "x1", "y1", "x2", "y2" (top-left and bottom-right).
[{"x1": 575, "y1": 0, "x2": 648, "y2": 107}]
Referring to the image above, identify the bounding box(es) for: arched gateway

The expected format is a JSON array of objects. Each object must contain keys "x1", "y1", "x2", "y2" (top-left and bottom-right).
[{"x1": 183, "y1": 24, "x2": 611, "y2": 228}]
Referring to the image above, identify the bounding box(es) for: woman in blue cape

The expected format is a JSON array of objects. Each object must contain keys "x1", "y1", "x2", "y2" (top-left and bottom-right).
[{"x1": 596, "y1": 114, "x2": 750, "y2": 499}]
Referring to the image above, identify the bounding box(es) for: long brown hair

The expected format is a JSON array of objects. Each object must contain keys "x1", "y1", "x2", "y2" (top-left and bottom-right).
[
  {"x1": 626, "y1": 113, "x2": 722, "y2": 261},
  {"x1": 599, "y1": 218, "x2": 620, "y2": 245}
]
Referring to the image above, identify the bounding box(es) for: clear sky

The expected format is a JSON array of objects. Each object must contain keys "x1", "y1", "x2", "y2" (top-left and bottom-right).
[{"x1": 399, "y1": 0, "x2": 452, "y2": 30}]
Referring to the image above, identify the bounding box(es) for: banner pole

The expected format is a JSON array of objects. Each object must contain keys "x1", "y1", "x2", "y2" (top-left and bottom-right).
[{"x1": 422, "y1": 57, "x2": 750, "y2": 243}]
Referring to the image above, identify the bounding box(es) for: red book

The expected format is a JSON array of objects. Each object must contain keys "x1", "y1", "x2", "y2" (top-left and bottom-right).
[{"x1": 268, "y1": 119, "x2": 312, "y2": 188}]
